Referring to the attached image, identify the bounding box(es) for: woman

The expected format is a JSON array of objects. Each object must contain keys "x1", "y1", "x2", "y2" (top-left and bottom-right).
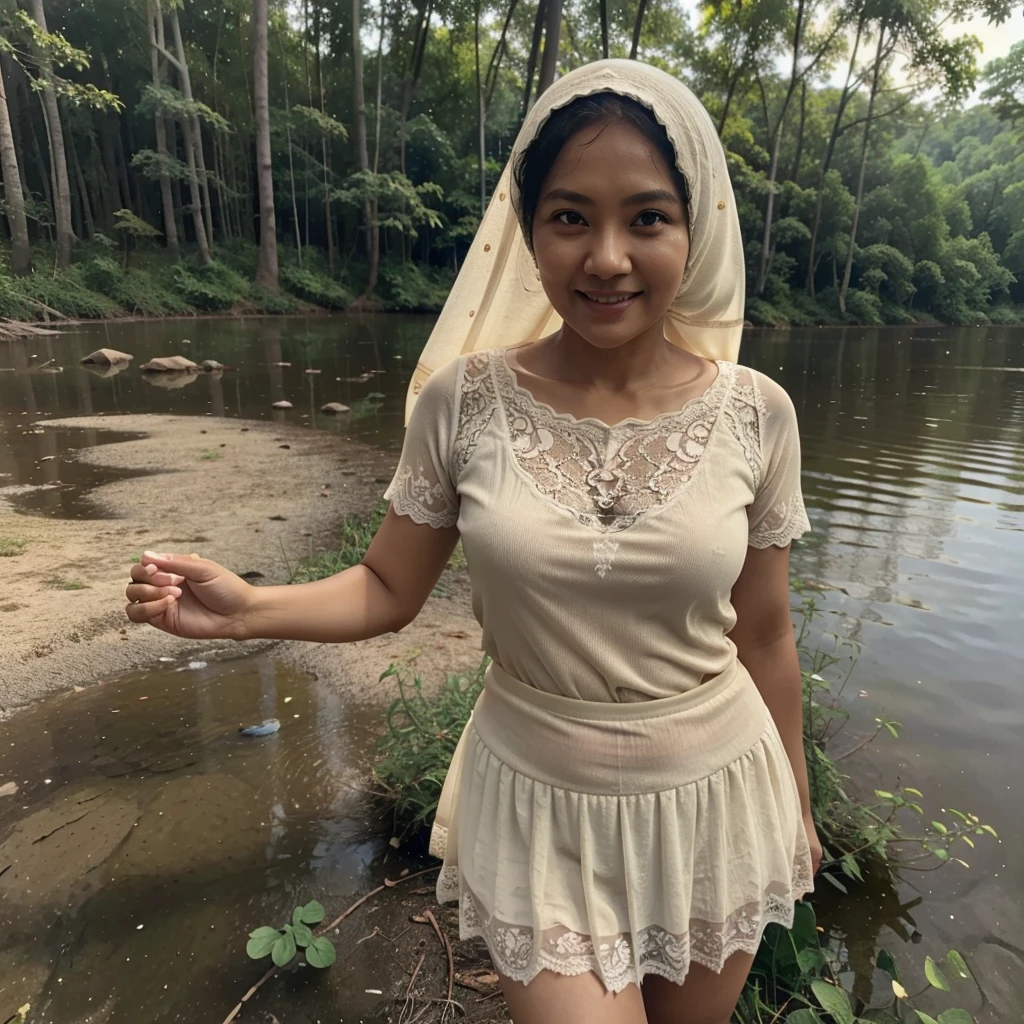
[{"x1": 126, "y1": 60, "x2": 820, "y2": 1024}]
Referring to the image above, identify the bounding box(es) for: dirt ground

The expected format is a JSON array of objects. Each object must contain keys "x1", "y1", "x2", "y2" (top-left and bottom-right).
[{"x1": 0, "y1": 412, "x2": 503, "y2": 1023}]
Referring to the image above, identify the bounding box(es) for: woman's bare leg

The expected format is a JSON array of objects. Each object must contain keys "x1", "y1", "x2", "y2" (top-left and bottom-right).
[
  {"x1": 499, "y1": 969, "x2": 649, "y2": 1024},
  {"x1": 641, "y1": 950, "x2": 756, "y2": 1024}
]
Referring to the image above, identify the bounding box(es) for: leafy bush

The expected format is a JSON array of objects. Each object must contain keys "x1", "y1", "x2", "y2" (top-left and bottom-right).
[
  {"x1": 17, "y1": 265, "x2": 120, "y2": 318},
  {"x1": 245, "y1": 900, "x2": 336, "y2": 969},
  {"x1": 378, "y1": 260, "x2": 455, "y2": 312},
  {"x1": 251, "y1": 286, "x2": 299, "y2": 314},
  {"x1": 280, "y1": 265, "x2": 352, "y2": 309},
  {"x1": 745, "y1": 297, "x2": 787, "y2": 327},
  {"x1": 170, "y1": 262, "x2": 240, "y2": 311}
]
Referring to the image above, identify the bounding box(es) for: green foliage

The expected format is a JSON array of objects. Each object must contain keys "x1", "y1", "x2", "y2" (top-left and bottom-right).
[
  {"x1": 169, "y1": 262, "x2": 244, "y2": 311},
  {"x1": 18, "y1": 266, "x2": 120, "y2": 319},
  {"x1": 289, "y1": 506, "x2": 388, "y2": 584},
  {"x1": 0, "y1": 538, "x2": 27, "y2": 557},
  {"x1": 378, "y1": 260, "x2": 455, "y2": 313},
  {"x1": 43, "y1": 577, "x2": 89, "y2": 591},
  {"x1": 279, "y1": 266, "x2": 352, "y2": 310},
  {"x1": 112, "y1": 209, "x2": 161, "y2": 240},
  {"x1": 374, "y1": 660, "x2": 488, "y2": 831},
  {"x1": 245, "y1": 901, "x2": 334, "y2": 970},
  {"x1": 251, "y1": 286, "x2": 299, "y2": 314}
]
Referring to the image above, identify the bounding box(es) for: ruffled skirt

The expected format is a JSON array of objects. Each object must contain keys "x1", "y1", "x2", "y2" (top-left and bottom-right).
[{"x1": 430, "y1": 660, "x2": 814, "y2": 993}]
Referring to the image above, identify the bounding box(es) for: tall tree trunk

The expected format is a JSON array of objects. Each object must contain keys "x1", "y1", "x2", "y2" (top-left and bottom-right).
[
  {"x1": 29, "y1": 0, "x2": 74, "y2": 268},
  {"x1": 485, "y1": 0, "x2": 519, "y2": 113},
  {"x1": 475, "y1": 0, "x2": 486, "y2": 215},
  {"x1": 277, "y1": 26, "x2": 302, "y2": 266},
  {"x1": 599, "y1": 0, "x2": 609, "y2": 59},
  {"x1": 313, "y1": 3, "x2": 335, "y2": 273},
  {"x1": 806, "y1": 12, "x2": 864, "y2": 296},
  {"x1": 537, "y1": 0, "x2": 562, "y2": 97},
  {"x1": 790, "y1": 79, "x2": 808, "y2": 183},
  {"x1": 629, "y1": 0, "x2": 649, "y2": 60},
  {"x1": 839, "y1": 24, "x2": 886, "y2": 316},
  {"x1": 68, "y1": 129, "x2": 95, "y2": 237},
  {"x1": 399, "y1": 0, "x2": 432, "y2": 175},
  {"x1": 156, "y1": 2, "x2": 209, "y2": 260},
  {"x1": 147, "y1": 2, "x2": 179, "y2": 254},
  {"x1": 522, "y1": 0, "x2": 546, "y2": 119},
  {"x1": 170, "y1": 7, "x2": 214, "y2": 251},
  {"x1": 253, "y1": 0, "x2": 279, "y2": 291},
  {"x1": 352, "y1": 0, "x2": 378, "y2": 297},
  {"x1": 754, "y1": 0, "x2": 806, "y2": 295},
  {"x1": 0, "y1": 63, "x2": 31, "y2": 274}
]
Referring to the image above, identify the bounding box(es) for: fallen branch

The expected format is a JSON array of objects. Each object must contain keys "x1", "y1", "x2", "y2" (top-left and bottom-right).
[
  {"x1": 220, "y1": 866, "x2": 439, "y2": 1024},
  {"x1": 423, "y1": 909, "x2": 456, "y2": 1020},
  {"x1": 400, "y1": 951, "x2": 427, "y2": 1024}
]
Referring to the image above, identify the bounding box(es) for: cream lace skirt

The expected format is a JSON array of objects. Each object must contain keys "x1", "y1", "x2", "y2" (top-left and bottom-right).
[{"x1": 430, "y1": 661, "x2": 814, "y2": 993}]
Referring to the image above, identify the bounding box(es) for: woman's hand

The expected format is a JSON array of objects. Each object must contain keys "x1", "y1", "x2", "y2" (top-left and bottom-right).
[
  {"x1": 125, "y1": 551, "x2": 254, "y2": 640},
  {"x1": 803, "y1": 810, "x2": 823, "y2": 874}
]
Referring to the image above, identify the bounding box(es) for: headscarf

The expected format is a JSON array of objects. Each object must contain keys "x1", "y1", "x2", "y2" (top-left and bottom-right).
[{"x1": 403, "y1": 58, "x2": 746, "y2": 422}]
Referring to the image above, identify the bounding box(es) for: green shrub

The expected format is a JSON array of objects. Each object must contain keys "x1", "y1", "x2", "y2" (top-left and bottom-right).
[
  {"x1": 251, "y1": 285, "x2": 299, "y2": 314},
  {"x1": 280, "y1": 265, "x2": 352, "y2": 309},
  {"x1": 170, "y1": 262, "x2": 240, "y2": 311},
  {"x1": 378, "y1": 260, "x2": 455, "y2": 312},
  {"x1": 745, "y1": 297, "x2": 786, "y2": 327},
  {"x1": 17, "y1": 265, "x2": 119, "y2": 318}
]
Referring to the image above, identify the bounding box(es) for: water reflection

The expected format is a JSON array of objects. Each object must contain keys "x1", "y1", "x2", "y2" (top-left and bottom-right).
[{"x1": 0, "y1": 655, "x2": 396, "y2": 1022}]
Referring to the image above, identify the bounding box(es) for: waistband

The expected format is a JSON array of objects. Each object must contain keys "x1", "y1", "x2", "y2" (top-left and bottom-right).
[{"x1": 470, "y1": 660, "x2": 769, "y2": 795}]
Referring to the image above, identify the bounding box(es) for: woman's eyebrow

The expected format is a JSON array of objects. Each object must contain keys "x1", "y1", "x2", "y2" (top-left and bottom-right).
[{"x1": 541, "y1": 187, "x2": 680, "y2": 206}]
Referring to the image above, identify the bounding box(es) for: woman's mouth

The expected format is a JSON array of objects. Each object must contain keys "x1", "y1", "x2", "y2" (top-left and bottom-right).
[{"x1": 577, "y1": 290, "x2": 642, "y2": 314}]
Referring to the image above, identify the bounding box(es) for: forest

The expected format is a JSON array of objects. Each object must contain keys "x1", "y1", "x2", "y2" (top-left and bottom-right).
[{"x1": 0, "y1": 0, "x2": 1022, "y2": 328}]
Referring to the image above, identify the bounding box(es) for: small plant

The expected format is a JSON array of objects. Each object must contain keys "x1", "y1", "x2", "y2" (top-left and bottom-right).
[
  {"x1": 0, "y1": 537, "x2": 27, "y2": 557},
  {"x1": 245, "y1": 900, "x2": 335, "y2": 969},
  {"x1": 44, "y1": 576, "x2": 89, "y2": 590},
  {"x1": 200, "y1": 448, "x2": 219, "y2": 460},
  {"x1": 0, "y1": 602, "x2": 25, "y2": 612},
  {"x1": 289, "y1": 505, "x2": 387, "y2": 582}
]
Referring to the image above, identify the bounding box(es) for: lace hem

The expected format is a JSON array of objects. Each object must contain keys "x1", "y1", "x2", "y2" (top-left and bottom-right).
[
  {"x1": 449, "y1": 871, "x2": 814, "y2": 992},
  {"x1": 749, "y1": 490, "x2": 810, "y2": 549},
  {"x1": 385, "y1": 470, "x2": 458, "y2": 529}
]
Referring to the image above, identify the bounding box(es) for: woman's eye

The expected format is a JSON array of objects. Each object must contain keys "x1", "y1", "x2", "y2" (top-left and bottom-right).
[
  {"x1": 634, "y1": 210, "x2": 668, "y2": 228},
  {"x1": 555, "y1": 211, "x2": 586, "y2": 226}
]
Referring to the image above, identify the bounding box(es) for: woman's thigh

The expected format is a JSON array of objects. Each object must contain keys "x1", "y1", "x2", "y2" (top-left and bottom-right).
[
  {"x1": 499, "y1": 969, "x2": 649, "y2": 1024},
  {"x1": 641, "y1": 950, "x2": 755, "y2": 1024}
]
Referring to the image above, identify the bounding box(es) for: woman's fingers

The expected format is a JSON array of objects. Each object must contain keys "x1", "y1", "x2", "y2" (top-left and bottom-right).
[
  {"x1": 125, "y1": 594, "x2": 176, "y2": 623},
  {"x1": 125, "y1": 583, "x2": 182, "y2": 604},
  {"x1": 130, "y1": 562, "x2": 185, "y2": 587},
  {"x1": 142, "y1": 550, "x2": 221, "y2": 583}
]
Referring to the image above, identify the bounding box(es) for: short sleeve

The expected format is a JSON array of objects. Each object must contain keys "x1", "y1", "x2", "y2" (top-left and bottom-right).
[
  {"x1": 384, "y1": 359, "x2": 460, "y2": 529},
  {"x1": 747, "y1": 372, "x2": 811, "y2": 549}
]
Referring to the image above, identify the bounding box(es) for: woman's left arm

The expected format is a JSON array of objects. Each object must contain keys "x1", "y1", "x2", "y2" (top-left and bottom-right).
[{"x1": 729, "y1": 543, "x2": 822, "y2": 873}]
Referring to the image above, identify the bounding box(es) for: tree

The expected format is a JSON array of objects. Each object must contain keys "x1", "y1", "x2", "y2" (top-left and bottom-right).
[
  {"x1": 352, "y1": 0, "x2": 379, "y2": 299},
  {"x1": 252, "y1": 0, "x2": 278, "y2": 291},
  {"x1": 28, "y1": 0, "x2": 74, "y2": 268},
  {"x1": 0, "y1": 52, "x2": 31, "y2": 274},
  {"x1": 145, "y1": 0, "x2": 179, "y2": 255}
]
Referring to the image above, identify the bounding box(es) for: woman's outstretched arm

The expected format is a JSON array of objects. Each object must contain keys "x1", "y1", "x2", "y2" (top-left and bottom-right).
[{"x1": 125, "y1": 508, "x2": 459, "y2": 644}]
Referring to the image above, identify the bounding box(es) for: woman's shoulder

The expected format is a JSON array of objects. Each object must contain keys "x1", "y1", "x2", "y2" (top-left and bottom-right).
[{"x1": 726, "y1": 363, "x2": 796, "y2": 418}]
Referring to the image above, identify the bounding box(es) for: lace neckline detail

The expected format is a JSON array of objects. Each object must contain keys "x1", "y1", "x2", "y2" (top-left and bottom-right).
[
  {"x1": 498, "y1": 348, "x2": 729, "y2": 430},
  {"x1": 487, "y1": 350, "x2": 737, "y2": 537}
]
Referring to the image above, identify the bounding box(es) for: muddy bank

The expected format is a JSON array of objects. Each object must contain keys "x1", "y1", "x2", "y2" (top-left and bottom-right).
[{"x1": 0, "y1": 412, "x2": 476, "y2": 714}]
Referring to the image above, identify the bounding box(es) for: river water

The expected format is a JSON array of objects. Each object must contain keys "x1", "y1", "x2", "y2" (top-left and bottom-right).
[{"x1": 1, "y1": 318, "x2": 1022, "y2": 1020}]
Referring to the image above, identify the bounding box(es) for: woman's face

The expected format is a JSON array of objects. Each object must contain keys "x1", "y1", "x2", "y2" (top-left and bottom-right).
[{"x1": 531, "y1": 117, "x2": 690, "y2": 351}]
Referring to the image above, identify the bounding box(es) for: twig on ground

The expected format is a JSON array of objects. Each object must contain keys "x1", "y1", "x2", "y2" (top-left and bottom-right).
[
  {"x1": 423, "y1": 909, "x2": 456, "y2": 1020},
  {"x1": 219, "y1": 866, "x2": 440, "y2": 1024},
  {"x1": 400, "y1": 951, "x2": 427, "y2": 1024}
]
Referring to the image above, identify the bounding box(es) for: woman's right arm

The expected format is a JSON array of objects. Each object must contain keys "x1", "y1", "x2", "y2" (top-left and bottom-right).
[{"x1": 125, "y1": 508, "x2": 459, "y2": 643}]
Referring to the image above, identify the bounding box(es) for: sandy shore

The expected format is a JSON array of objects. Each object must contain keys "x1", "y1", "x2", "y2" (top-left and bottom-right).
[{"x1": 0, "y1": 412, "x2": 482, "y2": 716}]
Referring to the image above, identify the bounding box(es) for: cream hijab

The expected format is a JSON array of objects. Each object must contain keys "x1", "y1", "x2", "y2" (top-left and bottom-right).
[{"x1": 403, "y1": 58, "x2": 745, "y2": 421}]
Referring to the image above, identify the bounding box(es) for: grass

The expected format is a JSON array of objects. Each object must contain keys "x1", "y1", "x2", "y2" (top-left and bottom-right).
[
  {"x1": 0, "y1": 537, "x2": 27, "y2": 557},
  {"x1": 43, "y1": 576, "x2": 90, "y2": 591},
  {"x1": 200, "y1": 448, "x2": 220, "y2": 460}
]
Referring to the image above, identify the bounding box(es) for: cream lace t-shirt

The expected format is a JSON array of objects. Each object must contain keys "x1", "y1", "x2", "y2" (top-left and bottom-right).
[{"x1": 386, "y1": 349, "x2": 811, "y2": 701}]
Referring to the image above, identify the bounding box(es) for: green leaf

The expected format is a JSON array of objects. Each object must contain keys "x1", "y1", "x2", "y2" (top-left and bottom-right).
[
  {"x1": 915, "y1": 1012, "x2": 940, "y2": 1024},
  {"x1": 306, "y1": 935, "x2": 336, "y2": 968},
  {"x1": 934, "y1": 848, "x2": 950, "y2": 861},
  {"x1": 924, "y1": 956, "x2": 951, "y2": 991},
  {"x1": 798, "y1": 947, "x2": 827, "y2": 974},
  {"x1": 293, "y1": 906, "x2": 304, "y2": 928},
  {"x1": 946, "y1": 950, "x2": 971, "y2": 980},
  {"x1": 905, "y1": 787, "x2": 923, "y2": 797},
  {"x1": 932, "y1": 821, "x2": 948, "y2": 834},
  {"x1": 875, "y1": 790, "x2": 895, "y2": 800},
  {"x1": 272, "y1": 931, "x2": 297, "y2": 968},
  {"x1": 811, "y1": 980, "x2": 855, "y2": 1024},
  {"x1": 937, "y1": 1010, "x2": 973, "y2": 1024},
  {"x1": 301, "y1": 899, "x2": 326, "y2": 925},
  {"x1": 841, "y1": 853, "x2": 865, "y2": 882},
  {"x1": 245, "y1": 927, "x2": 281, "y2": 960},
  {"x1": 293, "y1": 922, "x2": 313, "y2": 948},
  {"x1": 785, "y1": 1011, "x2": 824, "y2": 1024},
  {"x1": 980, "y1": 824, "x2": 998, "y2": 838},
  {"x1": 822, "y1": 872, "x2": 848, "y2": 893},
  {"x1": 876, "y1": 948, "x2": 902, "y2": 983}
]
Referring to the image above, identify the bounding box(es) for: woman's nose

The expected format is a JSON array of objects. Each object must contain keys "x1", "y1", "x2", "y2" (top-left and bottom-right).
[{"x1": 583, "y1": 229, "x2": 632, "y2": 279}]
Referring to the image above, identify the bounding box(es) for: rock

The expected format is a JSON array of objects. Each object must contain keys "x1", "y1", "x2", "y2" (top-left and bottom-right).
[
  {"x1": 305, "y1": 368, "x2": 322, "y2": 375},
  {"x1": 142, "y1": 370, "x2": 199, "y2": 390},
  {"x1": 141, "y1": 355, "x2": 198, "y2": 372},
  {"x1": 200, "y1": 359, "x2": 226, "y2": 371},
  {"x1": 321, "y1": 402, "x2": 351, "y2": 414},
  {"x1": 80, "y1": 348, "x2": 133, "y2": 366},
  {"x1": 972, "y1": 942, "x2": 1024, "y2": 1023},
  {"x1": 0, "y1": 781, "x2": 18, "y2": 798},
  {"x1": 272, "y1": 400, "x2": 293, "y2": 409},
  {"x1": 239, "y1": 719, "x2": 280, "y2": 737}
]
